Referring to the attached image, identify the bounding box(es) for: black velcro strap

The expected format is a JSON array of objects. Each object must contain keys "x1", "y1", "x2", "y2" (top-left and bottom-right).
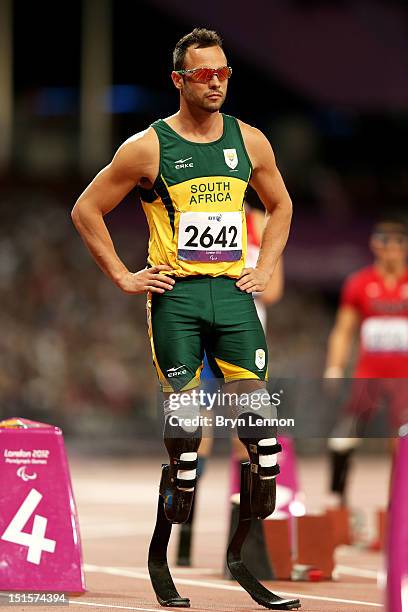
[
  {"x1": 171, "y1": 458, "x2": 198, "y2": 470},
  {"x1": 257, "y1": 443, "x2": 282, "y2": 456},
  {"x1": 176, "y1": 477, "x2": 197, "y2": 489},
  {"x1": 250, "y1": 463, "x2": 281, "y2": 477},
  {"x1": 259, "y1": 464, "x2": 280, "y2": 478}
]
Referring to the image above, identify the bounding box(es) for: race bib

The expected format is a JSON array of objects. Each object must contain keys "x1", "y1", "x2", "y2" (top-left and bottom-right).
[
  {"x1": 177, "y1": 211, "x2": 242, "y2": 262},
  {"x1": 361, "y1": 317, "x2": 408, "y2": 352}
]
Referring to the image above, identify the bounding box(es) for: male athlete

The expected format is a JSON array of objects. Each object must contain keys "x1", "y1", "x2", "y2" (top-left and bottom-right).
[
  {"x1": 325, "y1": 220, "x2": 408, "y2": 505},
  {"x1": 72, "y1": 28, "x2": 299, "y2": 610},
  {"x1": 176, "y1": 203, "x2": 284, "y2": 569}
]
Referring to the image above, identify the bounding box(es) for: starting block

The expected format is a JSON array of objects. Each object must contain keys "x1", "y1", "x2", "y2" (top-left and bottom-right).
[
  {"x1": 370, "y1": 509, "x2": 387, "y2": 551},
  {"x1": 263, "y1": 514, "x2": 335, "y2": 581},
  {"x1": 295, "y1": 514, "x2": 335, "y2": 580},
  {"x1": 0, "y1": 418, "x2": 85, "y2": 592},
  {"x1": 325, "y1": 507, "x2": 351, "y2": 547},
  {"x1": 263, "y1": 518, "x2": 292, "y2": 580},
  {"x1": 365, "y1": 509, "x2": 388, "y2": 551}
]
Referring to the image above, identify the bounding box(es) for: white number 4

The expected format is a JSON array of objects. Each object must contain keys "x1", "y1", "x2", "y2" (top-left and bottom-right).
[{"x1": 1, "y1": 489, "x2": 56, "y2": 565}]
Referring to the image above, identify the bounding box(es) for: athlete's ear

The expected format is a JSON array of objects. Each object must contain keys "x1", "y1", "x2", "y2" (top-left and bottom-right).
[
  {"x1": 171, "y1": 71, "x2": 183, "y2": 91},
  {"x1": 369, "y1": 236, "x2": 380, "y2": 256}
]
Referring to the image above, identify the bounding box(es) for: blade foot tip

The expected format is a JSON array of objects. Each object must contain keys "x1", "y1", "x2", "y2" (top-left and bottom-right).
[{"x1": 157, "y1": 596, "x2": 191, "y2": 608}]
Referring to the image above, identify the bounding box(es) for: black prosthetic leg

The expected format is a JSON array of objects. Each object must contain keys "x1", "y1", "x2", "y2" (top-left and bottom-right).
[
  {"x1": 148, "y1": 465, "x2": 192, "y2": 607},
  {"x1": 227, "y1": 462, "x2": 301, "y2": 610},
  {"x1": 148, "y1": 421, "x2": 201, "y2": 607},
  {"x1": 227, "y1": 410, "x2": 301, "y2": 609}
]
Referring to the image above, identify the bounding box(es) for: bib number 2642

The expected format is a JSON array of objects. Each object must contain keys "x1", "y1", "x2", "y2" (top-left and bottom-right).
[{"x1": 178, "y1": 211, "x2": 243, "y2": 263}]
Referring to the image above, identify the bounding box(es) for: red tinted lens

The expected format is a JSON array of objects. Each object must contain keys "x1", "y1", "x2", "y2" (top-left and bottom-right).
[
  {"x1": 189, "y1": 67, "x2": 231, "y2": 82},
  {"x1": 216, "y1": 66, "x2": 231, "y2": 80},
  {"x1": 189, "y1": 68, "x2": 213, "y2": 82}
]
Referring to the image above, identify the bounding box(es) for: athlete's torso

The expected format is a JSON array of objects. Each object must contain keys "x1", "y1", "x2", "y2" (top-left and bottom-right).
[
  {"x1": 138, "y1": 114, "x2": 252, "y2": 278},
  {"x1": 341, "y1": 265, "x2": 408, "y2": 376}
]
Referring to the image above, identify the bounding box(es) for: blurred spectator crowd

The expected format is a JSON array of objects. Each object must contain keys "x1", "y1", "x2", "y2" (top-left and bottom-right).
[{"x1": 0, "y1": 193, "x2": 158, "y2": 439}]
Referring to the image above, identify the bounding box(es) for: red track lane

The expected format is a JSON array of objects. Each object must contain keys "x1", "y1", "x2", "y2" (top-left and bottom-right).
[{"x1": 60, "y1": 455, "x2": 389, "y2": 612}]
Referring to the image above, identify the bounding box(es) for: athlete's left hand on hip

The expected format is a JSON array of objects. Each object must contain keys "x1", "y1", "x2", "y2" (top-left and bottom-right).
[{"x1": 236, "y1": 267, "x2": 271, "y2": 293}]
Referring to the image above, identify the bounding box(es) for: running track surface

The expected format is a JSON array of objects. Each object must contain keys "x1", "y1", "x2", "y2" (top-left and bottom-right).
[{"x1": 4, "y1": 454, "x2": 390, "y2": 611}]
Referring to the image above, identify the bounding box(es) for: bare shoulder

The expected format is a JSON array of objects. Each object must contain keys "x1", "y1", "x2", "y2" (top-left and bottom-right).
[
  {"x1": 236, "y1": 119, "x2": 275, "y2": 169},
  {"x1": 112, "y1": 127, "x2": 159, "y2": 184},
  {"x1": 237, "y1": 119, "x2": 266, "y2": 143},
  {"x1": 123, "y1": 126, "x2": 159, "y2": 152}
]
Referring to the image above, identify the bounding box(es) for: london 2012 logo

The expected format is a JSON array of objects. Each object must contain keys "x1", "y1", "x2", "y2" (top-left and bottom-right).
[{"x1": 223, "y1": 148, "x2": 239, "y2": 170}]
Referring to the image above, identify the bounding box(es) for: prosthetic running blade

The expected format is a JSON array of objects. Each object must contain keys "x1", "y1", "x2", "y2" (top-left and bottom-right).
[
  {"x1": 148, "y1": 466, "x2": 191, "y2": 607},
  {"x1": 227, "y1": 463, "x2": 301, "y2": 610}
]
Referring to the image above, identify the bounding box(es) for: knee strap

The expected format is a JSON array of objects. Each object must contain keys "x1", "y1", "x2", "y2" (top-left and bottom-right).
[
  {"x1": 164, "y1": 392, "x2": 202, "y2": 490},
  {"x1": 170, "y1": 452, "x2": 199, "y2": 490},
  {"x1": 164, "y1": 423, "x2": 201, "y2": 491},
  {"x1": 248, "y1": 438, "x2": 282, "y2": 479},
  {"x1": 235, "y1": 389, "x2": 281, "y2": 518},
  {"x1": 161, "y1": 431, "x2": 201, "y2": 523},
  {"x1": 235, "y1": 389, "x2": 282, "y2": 479},
  {"x1": 160, "y1": 393, "x2": 202, "y2": 523}
]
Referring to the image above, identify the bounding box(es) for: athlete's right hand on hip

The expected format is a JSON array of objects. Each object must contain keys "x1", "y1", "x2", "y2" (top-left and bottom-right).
[{"x1": 117, "y1": 265, "x2": 175, "y2": 294}]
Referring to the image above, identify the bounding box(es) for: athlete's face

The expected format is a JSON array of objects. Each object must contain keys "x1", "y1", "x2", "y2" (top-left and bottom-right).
[
  {"x1": 370, "y1": 231, "x2": 408, "y2": 266},
  {"x1": 172, "y1": 45, "x2": 229, "y2": 113}
]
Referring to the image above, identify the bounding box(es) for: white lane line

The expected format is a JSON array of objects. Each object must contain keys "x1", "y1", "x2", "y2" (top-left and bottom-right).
[
  {"x1": 334, "y1": 565, "x2": 379, "y2": 579},
  {"x1": 74, "y1": 603, "x2": 160, "y2": 612},
  {"x1": 84, "y1": 564, "x2": 382, "y2": 608},
  {"x1": 122, "y1": 563, "x2": 380, "y2": 579}
]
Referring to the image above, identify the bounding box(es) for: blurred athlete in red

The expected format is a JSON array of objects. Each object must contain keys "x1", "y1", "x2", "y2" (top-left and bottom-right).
[{"x1": 325, "y1": 220, "x2": 408, "y2": 504}]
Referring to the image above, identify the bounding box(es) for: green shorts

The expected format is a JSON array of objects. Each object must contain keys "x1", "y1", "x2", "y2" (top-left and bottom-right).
[{"x1": 147, "y1": 276, "x2": 268, "y2": 392}]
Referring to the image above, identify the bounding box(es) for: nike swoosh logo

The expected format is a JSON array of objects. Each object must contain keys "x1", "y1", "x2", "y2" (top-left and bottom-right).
[{"x1": 174, "y1": 157, "x2": 192, "y2": 164}]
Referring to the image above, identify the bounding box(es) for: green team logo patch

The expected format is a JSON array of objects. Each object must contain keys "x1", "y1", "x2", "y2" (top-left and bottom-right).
[
  {"x1": 223, "y1": 148, "x2": 239, "y2": 170},
  {"x1": 255, "y1": 348, "x2": 266, "y2": 369}
]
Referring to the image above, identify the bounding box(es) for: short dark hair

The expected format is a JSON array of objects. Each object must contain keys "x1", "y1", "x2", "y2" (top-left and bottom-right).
[
  {"x1": 372, "y1": 219, "x2": 408, "y2": 235},
  {"x1": 173, "y1": 28, "x2": 223, "y2": 71}
]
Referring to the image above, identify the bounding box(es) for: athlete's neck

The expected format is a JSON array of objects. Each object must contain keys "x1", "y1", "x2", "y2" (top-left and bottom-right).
[
  {"x1": 375, "y1": 260, "x2": 407, "y2": 282},
  {"x1": 166, "y1": 106, "x2": 223, "y2": 143}
]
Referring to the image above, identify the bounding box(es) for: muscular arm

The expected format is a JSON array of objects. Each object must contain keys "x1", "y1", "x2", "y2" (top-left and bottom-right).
[
  {"x1": 250, "y1": 209, "x2": 284, "y2": 304},
  {"x1": 71, "y1": 129, "x2": 174, "y2": 294},
  {"x1": 262, "y1": 257, "x2": 284, "y2": 304},
  {"x1": 237, "y1": 122, "x2": 292, "y2": 293},
  {"x1": 325, "y1": 306, "x2": 360, "y2": 376}
]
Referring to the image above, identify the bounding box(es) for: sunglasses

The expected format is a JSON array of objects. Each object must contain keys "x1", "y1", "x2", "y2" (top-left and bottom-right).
[
  {"x1": 174, "y1": 65, "x2": 232, "y2": 83},
  {"x1": 373, "y1": 233, "x2": 408, "y2": 246}
]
